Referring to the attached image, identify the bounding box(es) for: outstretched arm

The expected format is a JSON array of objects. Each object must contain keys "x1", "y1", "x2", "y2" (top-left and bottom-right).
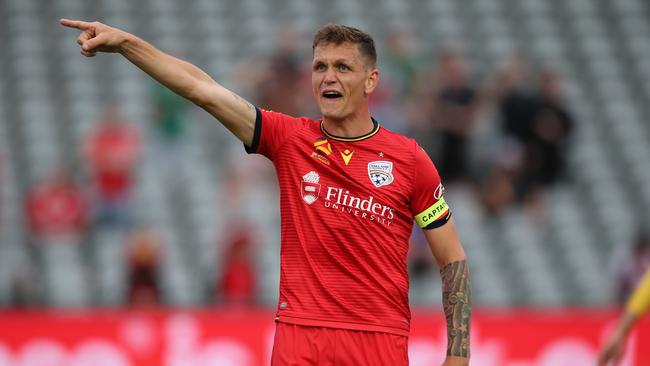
[
  {"x1": 597, "y1": 312, "x2": 636, "y2": 366},
  {"x1": 59, "y1": 19, "x2": 256, "y2": 146},
  {"x1": 598, "y1": 269, "x2": 650, "y2": 366},
  {"x1": 424, "y1": 218, "x2": 471, "y2": 366}
]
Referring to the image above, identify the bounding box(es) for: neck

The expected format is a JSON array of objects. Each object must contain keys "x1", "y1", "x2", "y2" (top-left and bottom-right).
[{"x1": 322, "y1": 110, "x2": 374, "y2": 138}]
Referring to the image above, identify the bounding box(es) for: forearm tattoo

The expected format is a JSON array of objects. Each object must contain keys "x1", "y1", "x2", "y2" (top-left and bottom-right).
[{"x1": 440, "y1": 260, "x2": 471, "y2": 358}]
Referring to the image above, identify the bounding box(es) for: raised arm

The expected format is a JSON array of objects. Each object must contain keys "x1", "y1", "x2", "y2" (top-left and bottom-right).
[
  {"x1": 424, "y1": 218, "x2": 471, "y2": 366},
  {"x1": 59, "y1": 19, "x2": 256, "y2": 146}
]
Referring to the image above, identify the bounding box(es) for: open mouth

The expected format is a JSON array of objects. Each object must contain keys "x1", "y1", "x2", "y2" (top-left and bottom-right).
[{"x1": 322, "y1": 91, "x2": 343, "y2": 100}]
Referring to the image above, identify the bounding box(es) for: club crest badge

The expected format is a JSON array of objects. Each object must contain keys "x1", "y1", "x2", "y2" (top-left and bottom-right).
[
  {"x1": 368, "y1": 161, "x2": 394, "y2": 188},
  {"x1": 301, "y1": 171, "x2": 321, "y2": 205}
]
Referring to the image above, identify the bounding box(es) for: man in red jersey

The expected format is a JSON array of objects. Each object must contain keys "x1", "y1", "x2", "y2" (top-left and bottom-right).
[{"x1": 61, "y1": 19, "x2": 471, "y2": 365}]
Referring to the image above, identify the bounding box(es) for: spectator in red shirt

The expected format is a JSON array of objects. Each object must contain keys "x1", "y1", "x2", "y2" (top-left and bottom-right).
[
  {"x1": 84, "y1": 105, "x2": 141, "y2": 230},
  {"x1": 216, "y1": 225, "x2": 257, "y2": 306},
  {"x1": 26, "y1": 169, "x2": 87, "y2": 243}
]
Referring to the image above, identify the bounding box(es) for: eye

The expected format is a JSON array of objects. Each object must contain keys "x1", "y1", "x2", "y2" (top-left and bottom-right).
[
  {"x1": 314, "y1": 63, "x2": 326, "y2": 71},
  {"x1": 338, "y1": 64, "x2": 350, "y2": 72}
]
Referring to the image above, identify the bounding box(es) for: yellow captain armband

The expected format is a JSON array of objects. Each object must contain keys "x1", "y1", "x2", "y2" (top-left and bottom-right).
[
  {"x1": 415, "y1": 197, "x2": 450, "y2": 229},
  {"x1": 626, "y1": 270, "x2": 650, "y2": 317}
]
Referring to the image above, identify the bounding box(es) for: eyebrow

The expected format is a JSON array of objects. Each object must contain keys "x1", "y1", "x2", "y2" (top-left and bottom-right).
[{"x1": 313, "y1": 58, "x2": 353, "y2": 65}]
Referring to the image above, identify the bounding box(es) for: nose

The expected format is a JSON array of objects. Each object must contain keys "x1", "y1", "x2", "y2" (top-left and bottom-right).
[{"x1": 322, "y1": 68, "x2": 337, "y2": 84}]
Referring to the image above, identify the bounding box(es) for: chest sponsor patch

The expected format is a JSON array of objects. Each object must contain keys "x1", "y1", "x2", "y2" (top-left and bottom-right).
[
  {"x1": 301, "y1": 171, "x2": 321, "y2": 205},
  {"x1": 368, "y1": 161, "x2": 394, "y2": 188}
]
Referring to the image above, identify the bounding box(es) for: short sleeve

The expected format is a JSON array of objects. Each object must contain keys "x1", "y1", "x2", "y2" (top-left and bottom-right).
[
  {"x1": 245, "y1": 108, "x2": 306, "y2": 160},
  {"x1": 409, "y1": 145, "x2": 451, "y2": 230}
]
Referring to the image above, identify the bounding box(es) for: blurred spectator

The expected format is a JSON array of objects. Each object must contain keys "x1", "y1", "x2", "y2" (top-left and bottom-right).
[
  {"x1": 477, "y1": 136, "x2": 524, "y2": 215},
  {"x1": 486, "y1": 58, "x2": 573, "y2": 214},
  {"x1": 611, "y1": 232, "x2": 650, "y2": 305},
  {"x1": 9, "y1": 270, "x2": 40, "y2": 308},
  {"x1": 382, "y1": 26, "x2": 419, "y2": 97},
  {"x1": 525, "y1": 69, "x2": 573, "y2": 188},
  {"x1": 372, "y1": 26, "x2": 420, "y2": 134},
  {"x1": 84, "y1": 105, "x2": 141, "y2": 230},
  {"x1": 216, "y1": 224, "x2": 257, "y2": 306},
  {"x1": 151, "y1": 81, "x2": 190, "y2": 179},
  {"x1": 429, "y1": 49, "x2": 478, "y2": 183},
  {"x1": 493, "y1": 55, "x2": 538, "y2": 146},
  {"x1": 255, "y1": 27, "x2": 312, "y2": 117},
  {"x1": 25, "y1": 169, "x2": 88, "y2": 244},
  {"x1": 479, "y1": 164, "x2": 517, "y2": 216},
  {"x1": 126, "y1": 226, "x2": 162, "y2": 306},
  {"x1": 152, "y1": 81, "x2": 189, "y2": 145}
]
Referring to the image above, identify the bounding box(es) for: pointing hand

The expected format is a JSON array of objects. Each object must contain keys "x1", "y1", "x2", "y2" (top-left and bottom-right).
[{"x1": 60, "y1": 19, "x2": 128, "y2": 57}]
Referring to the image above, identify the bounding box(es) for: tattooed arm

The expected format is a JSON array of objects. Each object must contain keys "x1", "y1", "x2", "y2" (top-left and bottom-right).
[
  {"x1": 60, "y1": 19, "x2": 256, "y2": 146},
  {"x1": 424, "y1": 218, "x2": 471, "y2": 365},
  {"x1": 440, "y1": 260, "x2": 471, "y2": 360}
]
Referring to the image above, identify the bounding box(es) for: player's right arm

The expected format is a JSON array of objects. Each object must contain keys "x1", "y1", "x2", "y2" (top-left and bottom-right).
[
  {"x1": 59, "y1": 19, "x2": 256, "y2": 146},
  {"x1": 598, "y1": 269, "x2": 650, "y2": 365}
]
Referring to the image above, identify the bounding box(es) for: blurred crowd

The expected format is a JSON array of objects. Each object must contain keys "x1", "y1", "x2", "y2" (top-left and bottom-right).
[
  {"x1": 239, "y1": 28, "x2": 576, "y2": 280},
  {"x1": 241, "y1": 28, "x2": 575, "y2": 219},
  {"x1": 9, "y1": 26, "x2": 645, "y2": 309},
  {"x1": 6, "y1": 72, "x2": 263, "y2": 308}
]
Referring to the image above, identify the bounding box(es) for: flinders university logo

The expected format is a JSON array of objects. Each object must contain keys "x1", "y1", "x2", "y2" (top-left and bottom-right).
[
  {"x1": 368, "y1": 161, "x2": 394, "y2": 188},
  {"x1": 301, "y1": 171, "x2": 321, "y2": 205},
  {"x1": 299, "y1": 171, "x2": 396, "y2": 226}
]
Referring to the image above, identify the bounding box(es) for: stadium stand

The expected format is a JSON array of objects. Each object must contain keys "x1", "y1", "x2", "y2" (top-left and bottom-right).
[{"x1": 0, "y1": 0, "x2": 648, "y2": 308}]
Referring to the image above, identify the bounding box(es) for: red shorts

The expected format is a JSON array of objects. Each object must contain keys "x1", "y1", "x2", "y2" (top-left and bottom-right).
[{"x1": 271, "y1": 322, "x2": 409, "y2": 366}]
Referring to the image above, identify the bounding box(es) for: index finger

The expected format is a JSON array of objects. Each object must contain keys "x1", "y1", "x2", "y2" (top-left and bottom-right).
[{"x1": 59, "y1": 18, "x2": 92, "y2": 30}]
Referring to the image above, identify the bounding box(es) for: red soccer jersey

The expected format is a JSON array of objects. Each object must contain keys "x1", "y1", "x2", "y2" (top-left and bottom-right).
[{"x1": 247, "y1": 108, "x2": 451, "y2": 336}]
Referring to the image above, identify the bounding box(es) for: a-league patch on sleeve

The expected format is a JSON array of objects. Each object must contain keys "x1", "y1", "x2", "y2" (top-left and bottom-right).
[{"x1": 414, "y1": 197, "x2": 450, "y2": 228}]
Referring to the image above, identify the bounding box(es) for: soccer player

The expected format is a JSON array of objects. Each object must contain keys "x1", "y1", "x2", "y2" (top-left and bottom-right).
[
  {"x1": 598, "y1": 269, "x2": 650, "y2": 365},
  {"x1": 60, "y1": 19, "x2": 472, "y2": 365}
]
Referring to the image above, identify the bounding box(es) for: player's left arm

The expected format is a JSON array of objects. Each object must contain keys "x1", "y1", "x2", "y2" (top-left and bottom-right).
[
  {"x1": 409, "y1": 143, "x2": 471, "y2": 365},
  {"x1": 424, "y1": 219, "x2": 471, "y2": 366}
]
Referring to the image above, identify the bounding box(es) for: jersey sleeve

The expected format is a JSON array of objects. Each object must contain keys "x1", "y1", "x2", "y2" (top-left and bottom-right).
[
  {"x1": 245, "y1": 108, "x2": 305, "y2": 160},
  {"x1": 410, "y1": 145, "x2": 451, "y2": 230},
  {"x1": 626, "y1": 270, "x2": 650, "y2": 317}
]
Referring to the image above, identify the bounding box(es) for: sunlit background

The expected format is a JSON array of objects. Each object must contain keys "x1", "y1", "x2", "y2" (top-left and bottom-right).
[{"x1": 0, "y1": 0, "x2": 649, "y2": 364}]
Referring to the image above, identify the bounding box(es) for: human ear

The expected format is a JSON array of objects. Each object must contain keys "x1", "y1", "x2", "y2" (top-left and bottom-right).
[{"x1": 365, "y1": 68, "x2": 379, "y2": 95}]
